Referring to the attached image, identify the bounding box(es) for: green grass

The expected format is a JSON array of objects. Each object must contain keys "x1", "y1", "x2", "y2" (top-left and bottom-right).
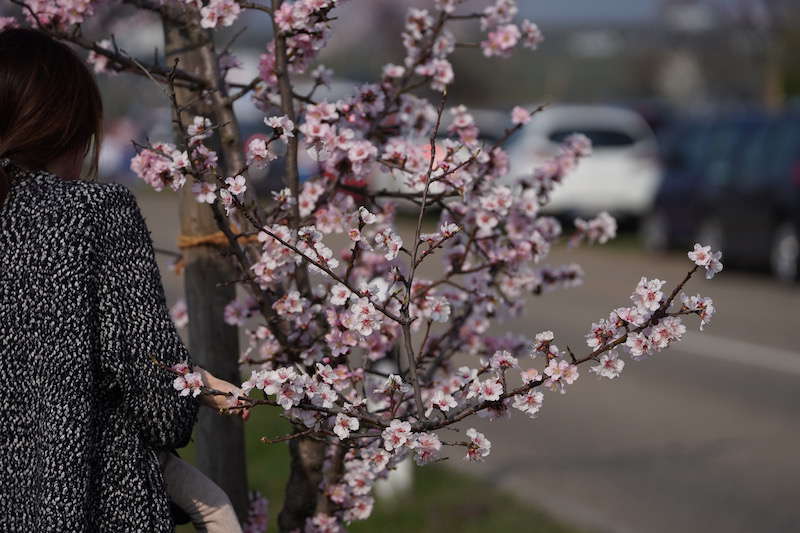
[{"x1": 177, "y1": 407, "x2": 580, "y2": 533}]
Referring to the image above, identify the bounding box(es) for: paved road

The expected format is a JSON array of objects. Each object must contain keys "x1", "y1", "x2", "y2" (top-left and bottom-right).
[
  {"x1": 449, "y1": 245, "x2": 800, "y2": 533},
  {"x1": 135, "y1": 190, "x2": 800, "y2": 533}
]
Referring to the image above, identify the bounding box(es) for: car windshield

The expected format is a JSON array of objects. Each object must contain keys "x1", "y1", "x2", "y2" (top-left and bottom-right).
[{"x1": 548, "y1": 128, "x2": 637, "y2": 148}]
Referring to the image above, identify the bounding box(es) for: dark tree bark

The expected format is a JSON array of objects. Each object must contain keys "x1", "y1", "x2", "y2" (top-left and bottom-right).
[
  {"x1": 278, "y1": 438, "x2": 327, "y2": 531},
  {"x1": 162, "y1": 14, "x2": 250, "y2": 522}
]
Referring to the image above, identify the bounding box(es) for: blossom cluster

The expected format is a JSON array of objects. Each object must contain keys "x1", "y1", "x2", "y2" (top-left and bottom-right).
[
  {"x1": 0, "y1": 17, "x2": 19, "y2": 31},
  {"x1": 197, "y1": 0, "x2": 241, "y2": 29},
  {"x1": 130, "y1": 141, "x2": 191, "y2": 192},
  {"x1": 21, "y1": 0, "x2": 95, "y2": 29},
  {"x1": 688, "y1": 243, "x2": 724, "y2": 279},
  {"x1": 255, "y1": 0, "x2": 338, "y2": 106},
  {"x1": 171, "y1": 361, "x2": 204, "y2": 397},
  {"x1": 571, "y1": 211, "x2": 618, "y2": 245},
  {"x1": 72, "y1": 0, "x2": 726, "y2": 529}
]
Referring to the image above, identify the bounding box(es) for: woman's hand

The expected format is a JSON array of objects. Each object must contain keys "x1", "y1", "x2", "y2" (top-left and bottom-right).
[{"x1": 196, "y1": 367, "x2": 250, "y2": 421}]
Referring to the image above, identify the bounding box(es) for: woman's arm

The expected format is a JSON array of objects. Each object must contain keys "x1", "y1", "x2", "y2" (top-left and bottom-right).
[{"x1": 91, "y1": 184, "x2": 200, "y2": 449}]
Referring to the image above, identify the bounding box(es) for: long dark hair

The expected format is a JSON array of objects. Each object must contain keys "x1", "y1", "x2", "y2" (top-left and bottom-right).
[{"x1": 0, "y1": 28, "x2": 103, "y2": 205}]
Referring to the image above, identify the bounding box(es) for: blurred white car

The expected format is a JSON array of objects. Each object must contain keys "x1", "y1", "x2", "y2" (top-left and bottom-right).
[{"x1": 502, "y1": 104, "x2": 661, "y2": 218}]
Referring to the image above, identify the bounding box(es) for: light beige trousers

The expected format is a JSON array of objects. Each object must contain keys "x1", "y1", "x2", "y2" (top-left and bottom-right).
[{"x1": 158, "y1": 451, "x2": 244, "y2": 533}]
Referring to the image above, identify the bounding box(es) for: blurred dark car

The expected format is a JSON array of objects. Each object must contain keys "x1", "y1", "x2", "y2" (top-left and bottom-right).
[
  {"x1": 642, "y1": 114, "x2": 758, "y2": 250},
  {"x1": 645, "y1": 112, "x2": 800, "y2": 282},
  {"x1": 714, "y1": 115, "x2": 800, "y2": 281}
]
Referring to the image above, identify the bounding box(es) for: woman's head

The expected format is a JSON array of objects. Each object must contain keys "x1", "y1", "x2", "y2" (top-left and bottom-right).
[{"x1": 0, "y1": 28, "x2": 103, "y2": 203}]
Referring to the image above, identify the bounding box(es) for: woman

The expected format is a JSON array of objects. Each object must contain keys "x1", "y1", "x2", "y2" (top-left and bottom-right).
[{"x1": 0, "y1": 28, "x2": 242, "y2": 532}]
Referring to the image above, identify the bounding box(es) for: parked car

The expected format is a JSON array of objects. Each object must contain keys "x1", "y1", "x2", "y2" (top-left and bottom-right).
[
  {"x1": 712, "y1": 114, "x2": 800, "y2": 281},
  {"x1": 642, "y1": 114, "x2": 760, "y2": 252},
  {"x1": 647, "y1": 112, "x2": 800, "y2": 282},
  {"x1": 502, "y1": 104, "x2": 661, "y2": 220}
]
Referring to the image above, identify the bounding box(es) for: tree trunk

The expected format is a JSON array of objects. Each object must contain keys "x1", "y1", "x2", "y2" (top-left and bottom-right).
[
  {"x1": 278, "y1": 437, "x2": 327, "y2": 531},
  {"x1": 162, "y1": 15, "x2": 250, "y2": 522}
]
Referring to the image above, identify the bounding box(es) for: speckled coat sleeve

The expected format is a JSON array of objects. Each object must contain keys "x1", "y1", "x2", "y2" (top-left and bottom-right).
[
  {"x1": 0, "y1": 163, "x2": 198, "y2": 532},
  {"x1": 92, "y1": 184, "x2": 198, "y2": 449}
]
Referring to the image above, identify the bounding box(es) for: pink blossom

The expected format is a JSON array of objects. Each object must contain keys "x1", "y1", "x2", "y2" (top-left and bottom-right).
[
  {"x1": 489, "y1": 350, "x2": 519, "y2": 370},
  {"x1": 358, "y1": 206, "x2": 378, "y2": 225},
  {"x1": 87, "y1": 39, "x2": 112, "y2": 73},
  {"x1": 705, "y1": 249, "x2": 724, "y2": 279},
  {"x1": 187, "y1": 116, "x2": 213, "y2": 145},
  {"x1": 225, "y1": 174, "x2": 247, "y2": 196},
  {"x1": 631, "y1": 277, "x2": 665, "y2": 313},
  {"x1": 421, "y1": 296, "x2": 451, "y2": 323},
  {"x1": 512, "y1": 390, "x2": 543, "y2": 417},
  {"x1": 200, "y1": 0, "x2": 240, "y2": 28},
  {"x1": 479, "y1": 377, "x2": 504, "y2": 402},
  {"x1": 382, "y1": 419, "x2": 412, "y2": 451},
  {"x1": 170, "y1": 299, "x2": 189, "y2": 328},
  {"x1": 511, "y1": 106, "x2": 531, "y2": 125},
  {"x1": 465, "y1": 428, "x2": 491, "y2": 462},
  {"x1": 361, "y1": 447, "x2": 390, "y2": 471},
  {"x1": 591, "y1": 351, "x2": 625, "y2": 379},
  {"x1": 411, "y1": 432, "x2": 442, "y2": 465},
  {"x1": 277, "y1": 381, "x2": 303, "y2": 410},
  {"x1": 130, "y1": 143, "x2": 187, "y2": 192},
  {"x1": 520, "y1": 368, "x2": 541, "y2": 384},
  {"x1": 481, "y1": 0, "x2": 517, "y2": 30},
  {"x1": 23, "y1": 0, "x2": 95, "y2": 28},
  {"x1": 415, "y1": 58, "x2": 454, "y2": 92},
  {"x1": 650, "y1": 316, "x2": 686, "y2": 349},
  {"x1": 688, "y1": 243, "x2": 712, "y2": 266},
  {"x1": 682, "y1": 294, "x2": 716, "y2": 330},
  {"x1": 373, "y1": 229, "x2": 403, "y2": 261},
  {"x1": 173, "y1": 371, "x2": 203, "y2": 397},
  {"x1": 373, "y1": 374, "x2": 409, "y2": 397},
  {"x1": 170, "y1": 360, "x2": 191, "y2": 376},
  {"x1": 266, "y1": 115, "x2": 295, "y2": 141},
  {"x1": 521, "y1": 19, "x2": 544, "y2": 49},
  {"x1": 274, "y1": 1, "x2": 309, "y2": 33},
  {"x1": 274, "y1": 290, "x2": 308, "y2": 317},
  {"x1": 425, "y1": 390, "x2": 457, "y2": 417},
  {"x1": 383, "y1": 63, "x2": 405, "y2": 78},
  {"x1": 316, "y1": 363, "x2": 337, "y2": 384},
  {"x1": 306, "y1": 513, "x2": 341, "y2": 533},
  {"x1": 192, "y1": 144, "x2": 218, "y2": 170},
  {"x1": 482, "y1": 24, "x2": 521, "y2": 58},
  {"x1": 586, "y1": 319, "x2": 617, "y2": 350},
  {"x1": 306, "y1": 101, "x2": 339, "y2": 123},
  {"x1": 562, "y1": 363, "x2": 579, "y2": 384},
  {"x1": 343, "y1": 496, "x2": 374, "y2": 522},
  {"x1": 329, "y1": 284, "x2": 352, "y2": 306},
  {"x1": 333, "y1": 413, "x2": 359, "y2": 440},
  {"x1": 219, "y1": 188, "x2": 236, "y2": 216},
  {"x1": 224, "y1": 297, "x2": 251, "y2": 325},
  {"x1": 247, "y1": 138, "x2": 276, "y2": 168},
  {"x1": 573, "y1": 212, "x2": 617, "y2": 245},
  {"x1": 0, "y1": 17, "x2": 18, "y2": 31},
  {"x1": 192, "y1": 181, "x2": 217, "y2": 204},
  {"x1": 544, "y1": 359, "x2": 575, "y2": 383},
  {"x1": 625, "y1": 332, "x2": 652, "y2": 359}
]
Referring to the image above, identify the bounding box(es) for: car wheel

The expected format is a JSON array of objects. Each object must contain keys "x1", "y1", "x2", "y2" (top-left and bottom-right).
[
  {"x1": 770, "y1": 222, "x2": 799, "y2": 282},
  {"x1": 696, "y1": 217, "x2": 723, "y2": 251},
  {"x1": 640, "y1": 211, "x2": 670, "y2": 252}
]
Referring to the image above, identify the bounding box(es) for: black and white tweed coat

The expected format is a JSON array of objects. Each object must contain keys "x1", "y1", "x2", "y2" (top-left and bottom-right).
[{"x1": 0, "y1": 160, "x2": 198, "y2": 532}]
